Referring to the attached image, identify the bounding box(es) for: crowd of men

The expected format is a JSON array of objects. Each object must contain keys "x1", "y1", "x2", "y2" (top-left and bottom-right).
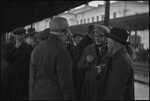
[{"x1": 1, "y1": 16, "x2": 134, "y2": 100}]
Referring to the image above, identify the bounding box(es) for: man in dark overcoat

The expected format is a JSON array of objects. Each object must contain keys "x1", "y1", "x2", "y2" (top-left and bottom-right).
[
  {"x1": 102, "y1": 27, "x2": 134, "y2": 100},
  {"x1": 72, "y1": 25, "x2": 95, "y2": 99},
  {"x1": 29, "y1": 17, "x2": 76, "y2": 100},
  {"x1": 2, "y1": 27, "x2": 33, "y2": 100}
]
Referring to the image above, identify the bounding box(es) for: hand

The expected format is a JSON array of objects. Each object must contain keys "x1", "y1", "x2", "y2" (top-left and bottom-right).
[
  {"x1": 26, "y1": 38, "x2": 32, "y2": 45},
  {"x1": 94, "y1": 64, "x2": 106, "y2": 73},
  {"x1": 94, "y1": 64, "x2": 106, "y2": 69},
  {"x1": 87, "y1": 55, "x2": 95, "y2": 63},
  {"x1": 26, "y1": 38, "x2": 34, "y2": 47},
  {"x1": 15, "y1": 41, "x2": 22, "y2": 48}
]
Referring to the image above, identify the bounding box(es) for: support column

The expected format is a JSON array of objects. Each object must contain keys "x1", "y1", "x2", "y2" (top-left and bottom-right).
[
  {"x1": 135, "y1": 30, "x2": 137, "y2": 49},
  {"x1": 128, "y1": 30, "x2": 131, "y2": 42},
  {"x1": 104, "y1": 1, "x2": 110, "y2": 27}
]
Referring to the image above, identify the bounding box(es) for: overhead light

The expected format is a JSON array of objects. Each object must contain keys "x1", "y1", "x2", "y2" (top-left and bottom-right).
[{"x1": 64, "y1": 11, "x2": 68, "y2": 13}]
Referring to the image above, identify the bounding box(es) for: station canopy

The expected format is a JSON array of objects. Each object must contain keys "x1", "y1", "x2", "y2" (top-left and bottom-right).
[{"x1": 1, "y1": 1, "x2": 92, "y2": 33}]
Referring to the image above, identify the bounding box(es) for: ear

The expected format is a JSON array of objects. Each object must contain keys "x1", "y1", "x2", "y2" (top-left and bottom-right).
[
  {"x1": 65, "y1": 25, "x2": 70, "y2": 32},
  {"x1": 66, "y1": 26, "x2": 68, "y2": 30}
]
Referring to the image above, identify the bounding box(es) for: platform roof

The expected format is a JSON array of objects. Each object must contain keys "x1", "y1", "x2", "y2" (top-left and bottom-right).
[{"x1": 1, "y1": 1, "x2": 92, "y2": 33}]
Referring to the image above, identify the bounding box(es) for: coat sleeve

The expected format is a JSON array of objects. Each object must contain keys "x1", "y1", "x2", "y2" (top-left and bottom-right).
[
  {"x1": 2, "y1": 46, "x2": 19, "y2": 63},
  {"x1": 29, "y1": 48, "x2": 37, "y2": 100},
  {"x1": 104, "y1": 59, "x2": 130, "y2": 100},
  {"x1": 73, "y1": 35, "x2": 93, "y2": 62},
  {"x1": 56, "y1": 49, "x2": 76, "y2": 100}
]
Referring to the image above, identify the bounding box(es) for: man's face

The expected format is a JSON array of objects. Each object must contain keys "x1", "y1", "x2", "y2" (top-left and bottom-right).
[
  {"x1": 107, "y1": 38, "x2": 115, "y2": 53},
  {"x1": 88, "y1": 31, "x2": 95, "y2": 40},
  {"x1": 74, "y1": 36, "x2": 83, "y2": 45},
  {"x1": 94, "y1": 32, "x2": 105, "y2": 45},
  {"x1": 62, "y1": 27, "x2": 71, "y2": 42}
]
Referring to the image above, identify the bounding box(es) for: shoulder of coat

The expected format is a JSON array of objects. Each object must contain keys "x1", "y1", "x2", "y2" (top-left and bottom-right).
[
  {"x1": 84, "y1": 43, "x2": 95, "y2": 50},
  {"x1": 113, "y1": 52, "x2": 133, "y2": 69}
]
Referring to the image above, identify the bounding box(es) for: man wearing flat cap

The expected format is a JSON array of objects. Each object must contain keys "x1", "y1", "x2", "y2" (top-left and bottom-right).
[
  {"x1": 29, "y1": 17, "x2": 76, "y2": 100},
  {"x1": 78, "y1": 24, "x2": 111, "y2": 100},
  {"x1": 102, "y1": 27, "x2": 134, "y2": 100}
]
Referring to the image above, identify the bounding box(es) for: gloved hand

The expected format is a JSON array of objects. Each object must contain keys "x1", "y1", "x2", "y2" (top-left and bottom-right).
[{"x1": 87, "y1": 54, "x2": 95, "y2": 63}]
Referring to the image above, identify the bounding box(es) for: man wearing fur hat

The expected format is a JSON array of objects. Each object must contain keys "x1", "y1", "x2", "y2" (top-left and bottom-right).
[
  {"x1": 77, "y1": 24, "x2": 111, "y2": 100},
  {"x1": 29, "y1": 17, "x2": 76, "y2": 100},
  {"x1": 103, "y1": 27, "x2": 134, "y2": 100}
]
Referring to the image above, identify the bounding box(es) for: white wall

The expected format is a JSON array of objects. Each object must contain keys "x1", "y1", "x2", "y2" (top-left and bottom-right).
[
  {"x1": 35, "y1": 20, "x2": 45, "y2": 31},
  {"x1": 34, "y1": 18, "x2": 50, "y2": 31},
  {"x1": 75, "y1": 1, "x2": 149, "y2": 24},
  {"x1": 109, "y1": 2, "x2": 125, "y2": 19},
  {"x1": 32, "y1": 1, "x2": 149, "y2": 32},
  {"x1": 44, "y1": 18, "x2": 51, "y2": 29},
  {"x1": 126, "y1": 2, "x2": 149, "y2": 15}
]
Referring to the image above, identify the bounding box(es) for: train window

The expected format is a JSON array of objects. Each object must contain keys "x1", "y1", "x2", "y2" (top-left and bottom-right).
[
  {"x1": 80, "y1": 20, "x2": 82, "y2": 24},
  {"x1": 113, "y1": 12, "x2": 117, "y2": 19},
  {"x1": 97, "y1": 16, "x2": 99, "y2": 21},
  {"x1": 92, "y1": 17, "x2": 94, "y2": 22},
  {"x1": 123, "y1": 9, "x2": 127, "y2": 16},
  {"x1": 102, "y1": 15, "x2": 105, "y2": 21},
  {"x1": 88, "y1": 18, "x2": 90, "y2": 23},
  {"x1": 84, "y1": 19, "x2": 86, "y2": 24},
  {"x1": 77, "y1": 20, "x2": 79, "y2": 25}
]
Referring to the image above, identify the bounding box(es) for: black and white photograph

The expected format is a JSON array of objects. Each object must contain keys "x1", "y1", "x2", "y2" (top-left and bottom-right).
[{"x1": 1, "y1": 0, "x2": 149, "y2": 100}]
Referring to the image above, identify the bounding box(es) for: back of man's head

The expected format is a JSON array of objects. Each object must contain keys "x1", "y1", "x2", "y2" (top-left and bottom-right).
[
  {"x1": 49, "y1": 17, "x2": 69, "y2": 36},
  {"x1": 88, "y1": 25, "x2": 94, "y2": 34}
]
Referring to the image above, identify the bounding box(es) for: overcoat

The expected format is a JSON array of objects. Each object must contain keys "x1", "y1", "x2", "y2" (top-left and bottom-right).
[
  {"x1": 72, "y1": 34, "x2": 93, "y2": 99},
  {"x1": 29, "y1": 34, "x2": 76, "y2": 100},
  {"x1": 78, "y1": 43, "x2": 110, "y2": 100},
  {"x1": 102, "y1": 47, "x2": 134, "y2": 100},
  {"x1": 2, "y1": 42, "x2": 33, "y2": 100}
]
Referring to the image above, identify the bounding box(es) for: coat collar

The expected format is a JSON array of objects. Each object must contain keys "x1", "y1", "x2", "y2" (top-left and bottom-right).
[
  {"x1": 47, "y1": 34, "x2": 64, "y2": 45},
  {"x1": 101, "y1": 47, "x2": 111, "y2": 61},
  {"x1": 94, "y1": 43, "x2": 111, "y2": 62},
  {"x1": 111, "y1": 47, "x2": 127, "y2": 59}
]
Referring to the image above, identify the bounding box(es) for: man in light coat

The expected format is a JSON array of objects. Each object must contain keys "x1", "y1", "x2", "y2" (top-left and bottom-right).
[
  {"x1": 78, "y1": 25, "x2": 111, "y2": 100},
  {"x1": 29, "y1": 17, "x2": 76, "y2": 100}
]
